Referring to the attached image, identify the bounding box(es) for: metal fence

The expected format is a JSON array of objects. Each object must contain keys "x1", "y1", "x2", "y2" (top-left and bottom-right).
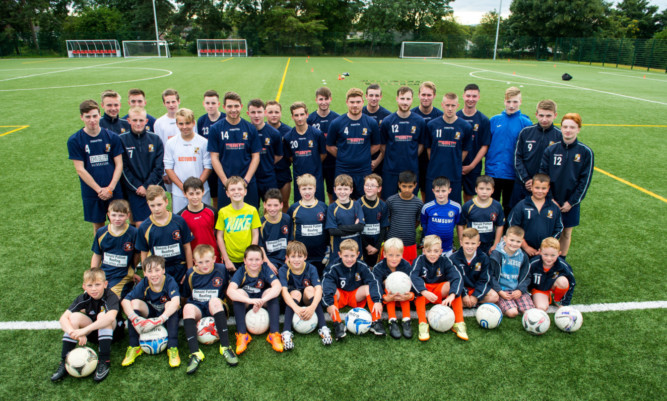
[{"x1": 2, "y1": 31, "x2": 665, "y2": 72}]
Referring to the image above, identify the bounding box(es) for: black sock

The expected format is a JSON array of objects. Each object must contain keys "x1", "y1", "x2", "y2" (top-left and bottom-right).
[
  {"x1": 166, "y1": 313, "x2": 179, "y2": 348},
  {"x1": 61, "y1": 334, "x2": 77, "y2": 360},
  {"x1": 214, "y1": 311, "x2": 229, "y2": 347},
  {"x1": 283, "y1": 303, "x2": 296, "y2": 332},
  {"x1": 315, "y1": 304, "x2": 327, "y2": 328},
  {"x1": 233, "y1": 302, "x2": 248, "y2": 334},
  {"x1": 267, "y1": 298, "x2": 280, "y2": 333},
  {"x1": 98, "y1": 328, "x2": 113, "y2": 362},
  {"x1": 184, "y1": 318, "x2": 199, "y2": 354}
]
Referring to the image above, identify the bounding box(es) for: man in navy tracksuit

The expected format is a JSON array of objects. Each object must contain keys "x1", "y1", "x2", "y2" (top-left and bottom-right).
[
  {"x1": 485, "y1": 87, "x2": 532, "y2": 216},
  {"x1": 120, "y1": 107, "x2": 164, "y2": 226},
  {"x1": 512, "y1": 99, "x2": 562, "y2": 208},
  {"x1": 540, "y1": 113, "x2": 593, "y2": 258},
  {"x1": 100, "y1": 90, "x2": 131, "y2": 135}
]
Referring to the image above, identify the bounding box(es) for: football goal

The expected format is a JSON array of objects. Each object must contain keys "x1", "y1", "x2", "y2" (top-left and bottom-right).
[
  {"x1": 399, "y1": 42, "x2": 443, "y2": 59},
  {"x1": 197, "y1": 39, "x2": 248, "y2": 57},
  {"x1": 122, "y1": 40, "x2": 171, "y2": 58},
  {"x1": 66, "y1": 40, "x2": 121, "y2": 58}
]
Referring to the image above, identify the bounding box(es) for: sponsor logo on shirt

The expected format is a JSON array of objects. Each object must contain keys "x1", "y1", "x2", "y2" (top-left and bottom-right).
[
  {"x1": 178, "y1": 157, "x2": 197, "y2": 162},
  {"x1": 89, "y1": 154, "x2": 109, "y2": 165},
  {"x1": 225, "y1": 214, "x2": 254, "y2": 232}
]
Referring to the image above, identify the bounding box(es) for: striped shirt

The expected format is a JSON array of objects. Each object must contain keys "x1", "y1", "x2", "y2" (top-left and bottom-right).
[{"x1": 386, "y1": 194, "x2": 423, "y2": 246}]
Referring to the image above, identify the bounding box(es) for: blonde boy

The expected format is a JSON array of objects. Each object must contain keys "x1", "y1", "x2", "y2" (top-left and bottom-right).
[
  {"x1": 279, "y1": 241, "x2": 332, "y2": 349},
  {"x1": 215, "y1": 176, "x2": 261, "y2": 271},
  {"x1": 411, "y1": 235, "x2": 467, "y2": 341},
  {"x1": 51, "y1": 268, "x2": 118, "y2": 382},
  {"x1": 528, "y1": 237, "x2": 576, "y2": 310}
]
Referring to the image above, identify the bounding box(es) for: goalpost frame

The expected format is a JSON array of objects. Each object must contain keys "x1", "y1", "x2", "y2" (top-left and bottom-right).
[
  {"x1": 196, "y1": 39, "x2": 248, "y2": 57},
  {"x1": 122, "y1": 40, "x2": 171, "y2": 58},
  {"x1": 66, "y1": 40, "x2": 121, "y2": 58},
  {"x1": 399, "y1": 41, "x2": 444, "y2": 59}
]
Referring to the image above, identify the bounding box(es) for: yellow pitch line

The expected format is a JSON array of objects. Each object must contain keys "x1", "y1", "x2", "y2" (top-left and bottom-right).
[
  {"x1": 595, "y1": 167, "x2": 667, "y2": 203},
  {"x1": 220, "y1": 58, "x2": 234, "y2": 63},
  {"x1": 275, "y1": 58, "x2": 291, "y2": 103},
  {"x1": 555, "y1": 123, "x2": 667, "y2": 128},
  {"x1": 0, "y1": 125, "x2": 29, "y2": 137},
  {"x1": 343, "y1": 58, "x2": 354, "y2": 63}
]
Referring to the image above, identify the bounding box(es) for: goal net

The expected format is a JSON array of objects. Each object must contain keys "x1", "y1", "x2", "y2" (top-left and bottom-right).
[
  {"x1": 399, "y1": 42, "x2": 443, "y2": 59},
  {"x1": 66, "y1": 40, "x2": 121, "y2": 58},
  {"x1": 197, "y1": 39, "x2": 248, "y2": 57},
  {"x1": 122, "y1": 40, "x2": 171, "y2": 58}
]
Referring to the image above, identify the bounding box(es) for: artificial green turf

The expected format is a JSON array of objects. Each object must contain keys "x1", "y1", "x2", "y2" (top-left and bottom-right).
[{"x1": 1, "y1": 309, "x2": 665, "y2": 400}]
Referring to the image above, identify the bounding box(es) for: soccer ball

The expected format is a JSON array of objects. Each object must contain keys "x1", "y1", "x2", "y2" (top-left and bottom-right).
[
  {"x1": 139, "y1": 325, "x2": 168, "y2": 354},
  {"x1": 345, "y1": 307, "x2": 372, "y2": 335},
  {"x1": 65, "y1": 347, "x2": 98, "y2": 378},
  {"x1": 475, "y1": 303, "x2": 503, "y2": 329},
  {"x1": 292, "y1": 313, "x2": 318, "y2": 334},
  {"x1": 522, "y1": 308, "x2": 551, "y2": 335},
  {"x1": 197, "y1": 316, "x2": 219, "y2": 344},
  {"x1": 385, "y1": 271, "x2": 412, "y2": 294},
  {"x1": 246, "y1": 308, "x2": 270, "y2": 335},
  {"x1": 427, "y1": 304, "x2": 455, "y2": 332},
  {"x1": 554, "y1": 307, "x2": 583, "y2": 333}
]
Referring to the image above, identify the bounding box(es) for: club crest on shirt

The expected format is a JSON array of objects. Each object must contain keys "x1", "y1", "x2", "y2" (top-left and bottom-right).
[
  {"x1": 436, "y1": 268, "x2": 442, "y2": 277},
  {"x1": 303, "y1": 278, "x2": 311, "y2": 287},
  {"x1": 160, "y1": 295, "x2": 168, "y2": 304},
  {"x1": 547, "y1": 210, "x2": 553, "y2": 219},
  {"x1": 148, "y1": 144, "x2": 154, "y2": 152},
  {"x1": 455, "y1": 132, "x2": 461, "y2": 140},
  {"x1": 123, "y1": 242, "x2": 134, "y2": 252},
  {"x1": 411, "y1": 126, "x2": 416, "y2": 134},
  {"x1": 242, "y1": 132, "x2": 248, "y2": 140},
  {"x1": 308, "y1": 140, "x2": 313, "y2": 148},
  {"x1": 355, "y1": 272, "x2": 361, "y2": 281},
  {"x1": 281, "y1": 225, "x2": 289, "y2": 235},
  {"x1": 448, "y1": 211, "x2": 454, "y2": 218},
  {"x1": 377, "y1": 212, "x2": 382, "y2": 221},
  {"x1": 213, "y1": 277, "x2": 223, "y2": 287},
  {"x1": 172, "y1": 230, "x2": 181, "y2": 240},
  {"x1": 549, "y1": 141, "x2": 556, "y2": 146},
  {"x1": 194, "y1": 147, "x2": 200, "y2": 154},
  {"x1": 490, "y1": 213, "x2": 497, "y2": 222},
  {"x1": 552, "y1": 271, "x2": 559, "y2": 279},
  {"x1": 473, "y1": 123, "x2": 479, "y2": 131},
  {"x1": 362, "y1": 128, "x2": 368, "y2": 136},
  {"x1": 255, "y1": 279, "x2": 265, "y2": 289},
  {"x1": 574, "y1": 154, "x2": 581, "y2": 162},
  {"x1": 265, "y1": 137, "x2": 271, "y2": 146},
  {"x1": 474, "y1": 262, "x2": 482, "y2": 271},
  {"x1": 105, "y1": 143, "x2": 111, "y2": 152},
  {"x1": 317, "y1": 212, "x2": 325, "y2": 221}
]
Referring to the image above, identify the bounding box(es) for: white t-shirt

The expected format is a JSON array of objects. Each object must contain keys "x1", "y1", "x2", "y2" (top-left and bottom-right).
[
  {"x1": 154, "y1": 115, "x2": 182, "y2": 148},
  {"x1": 164, "y1": 134, "x2": 212, "y2": 198}
]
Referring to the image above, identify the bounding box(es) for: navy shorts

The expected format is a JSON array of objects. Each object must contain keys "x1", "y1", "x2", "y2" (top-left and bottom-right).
[
  {"x1": 208, "y1": 171, "x2": 218, "y2": 199},
  {"x1": 127, "y1": 191, "x2": 151, "y2": 222},
  {"x1": 425, "y1": 179, "x2": 462, "y2": 205},
  {"x1": 509, "y1": 179, "x2": 531, "y2": 210},
  {"x1": 382, "y1": 172, "x2": 419, "y2": 200},
  {"x1": 82, "y1": 190, "x2": 123, "y2": 223},
  {"x1": 418, "y1": 152, "x2": 429, "y2": 194},
  {"x1": 218, "y1": 178, "x2": 259, "y2": 209},
  {"x1": 257, "y1": 176, "x2": 279, "y2": 203},
  {"x1": 462, "y1": 168, "x2": 483, "y2": 196},
  {"x1": 336, "y1": 169, "x2": 370, "y2": 200},
  {"x1": 165, "y1": 263, "x2": 187, "y2": 291},
  {"x1": 561, "y1": 203, "x2": 580, "y2": 228},
  {"x1": 293, "y1": 176, "x2": 325, "y2": 203},
  {"x1": 275, "y1": 166, "x2": 292, "y2": 189},
  {"x1": 323, "y1": 163, "x2": 336, "y2": 195}
]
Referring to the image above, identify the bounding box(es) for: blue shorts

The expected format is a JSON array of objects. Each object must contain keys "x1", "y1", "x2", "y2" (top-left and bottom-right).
[
  {"x1": 462, "y1": 168, "x2": 483, "y2": 196},
  {"x1": 257, "y1": 176, "x2": 279, "y2": 202},
  {"x1": 382, "y1": 172, "x2": 419, "y2": 200},
  {"x1": 187, "y1": 299, "x2": 227, "y2": 318},
  {"x1": 275, "y1": 166, "x2": 292, "y2": 189},
  {"x1": 336, "y1": 169, "x2": 370, "y2": 200},
  {"x1": 561, "y1": 203, "x2": 580, "y2": 228},
  {"x1": 82, "y1": 191, "x2": 123, "y2": 223},
  {"x1": 127, "y1": 191, "x2": 151, "y2": 222},
  {"x1": 509, "y1": 179, "x2": 531, "y2": 210},
  {"x1": 165, "y1": 263, "x2": 187, "y2": 290}
]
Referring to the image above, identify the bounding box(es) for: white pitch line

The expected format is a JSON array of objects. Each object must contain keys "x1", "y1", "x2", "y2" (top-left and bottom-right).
[
  {"x1": 442, "y1": 62, "x2": 667, "y2": 106},
  {"x1": 1, "y1": 301, "x2": 664, "y2": 330},
  {"x1": 599, "y1": 71, "x2": 667, "y2": 83},
  {"x1": 0, "y1": 58, "x2": 141, "y2": 82}
]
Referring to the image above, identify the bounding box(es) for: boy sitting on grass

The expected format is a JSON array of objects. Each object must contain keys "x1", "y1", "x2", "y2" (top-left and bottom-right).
[
  {"x1": 322, "y1": 239, "x2": 385, "y2": 340},
  {"x1": 279, "y1": 241, "x2": 332, "y2": 350},
  {"x1": 489, "y1": 226, "x2": 534, "y2": 318},
  {"x1": 227, "y1": 245, "x2": 284, "y2": 354},
  {"x1": 371, "y1": 238, "x2": 414, "y2": 340},
  {"x1": 121, "y1": 256, "x2": 181, "y2": 368},
  {"x1": 411, "y1": 235, "x2": 467, "y2": 342},
  {"x1": 182, "y1": 244, "x2": 237, "y2": 374},
  {"x1": 51, "y1": 268, "x2": 119, "y2": 383},
  {"x1": 528, "y1": 237, "x2": 576, "y2": 310}
]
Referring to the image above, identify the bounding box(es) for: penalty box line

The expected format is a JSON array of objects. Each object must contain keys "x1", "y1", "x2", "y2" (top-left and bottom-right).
[
  {"x1": 0, "y1": 125, "x2": 29, "y2": 137},
  {"x1": 1, "y1": 300, "x2": 665, "y2": 331}
]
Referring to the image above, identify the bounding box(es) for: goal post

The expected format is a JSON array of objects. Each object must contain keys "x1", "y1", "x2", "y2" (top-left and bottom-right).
[
  {"x1": 66, "y1": 40, "x2": 121, "y2": 58},
  {"x1": 197, "y1": 39, "x2": 248, "y2": 57},
  {"x1": 122, "y1": 40, "x2": 171, "y2": 58},
  {"x1": 399, "y1": 41, "x2": 443, "y2": 59}
]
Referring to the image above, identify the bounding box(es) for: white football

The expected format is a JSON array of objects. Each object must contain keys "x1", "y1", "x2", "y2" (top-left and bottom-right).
[
  {"x1": 139, "y1": 325, "x2": 168, "y2": 354},
  {"x1": 345, "y1": 307, "x2": 372, "y2": 335},
  {"x1": 197, "y1": 316, "x2": 219, "y2": 344},
  {"x1": 385, "y1": 271, "x2": 412, "y2": 294},
  {"x1": 292, "y1": 313, "x2": 318, "y2": 334},
  {"x1": 246, "y1": 308, "x2": 270, "y2": 335},
  {"x1": 554, "y1": 306, "x2": 583, "y2": 332},
  {"x1": 427, "y1": 304, "x2": 455, "y2": 332},
  {"x1": 475, "y1": 303, "x2": 503, "y2": 329},
  {"x1": 522, "y1": 308, "x2": 551, "y2": 335},
  {"x1": 65, "y1": 347, "x2": 98, "y2": 378}
]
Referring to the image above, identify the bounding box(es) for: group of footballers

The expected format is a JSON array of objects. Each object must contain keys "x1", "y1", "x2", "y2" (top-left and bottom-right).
[{"x1": 54, "y1": 80, "x2": 593, "y2": 381}]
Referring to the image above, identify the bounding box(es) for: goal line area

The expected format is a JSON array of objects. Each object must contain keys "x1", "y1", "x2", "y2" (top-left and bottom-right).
[{"x1": 1, "y1": 301, "x2": 664, "y2": 330}]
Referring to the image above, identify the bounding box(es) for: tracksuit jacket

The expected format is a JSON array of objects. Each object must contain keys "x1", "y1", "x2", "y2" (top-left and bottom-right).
[
  {"x1": 539, "y1": 139, "x2": 594, "y2": 207},
  {"x1": 486, "y1": 110, "x2": 533, "y2": 180},
  {"x1": 488, "y1": 246, "x2": 531, "y2": 294},
  {"x1": 119, "y1": 128, "x2": 164, "y2": 192},
  {"x1": 514, "y1": 123, "x2": 562, "y2": 183}
]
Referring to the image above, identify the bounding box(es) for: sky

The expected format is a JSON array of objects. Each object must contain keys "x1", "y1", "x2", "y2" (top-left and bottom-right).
[{"x1": 451, "y1": 0, "x2": 667, "y2": 25}]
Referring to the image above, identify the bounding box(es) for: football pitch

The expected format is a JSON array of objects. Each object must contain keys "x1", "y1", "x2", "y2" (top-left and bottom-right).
[{"x1": 0, "y1": 56, "x2": 665, "y2": 400}]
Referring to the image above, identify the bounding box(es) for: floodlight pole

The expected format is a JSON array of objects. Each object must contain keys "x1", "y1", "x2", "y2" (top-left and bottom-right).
[
  {"x1": 152, "y1": 0, "x2": 161, "y2": 57},
  {"x1": 493, "y1": 0, "x2": 502, "y2": 60}
]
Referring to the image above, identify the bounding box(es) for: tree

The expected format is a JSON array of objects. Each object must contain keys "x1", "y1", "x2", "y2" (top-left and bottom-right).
[
  {"x1": 506, "y1": 0, "x2": 608, "y2": 39},
  {"x1": 611, "y1": 0, "x2": 660, "y2": 38},
  {"x1": 471, "y1": 11, "x2": 505, "y2": 58}
]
